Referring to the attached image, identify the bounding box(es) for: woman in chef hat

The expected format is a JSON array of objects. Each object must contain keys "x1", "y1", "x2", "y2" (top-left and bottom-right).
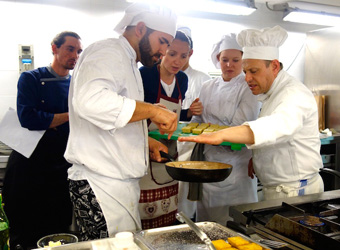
[{"x1": 190, "y1": 33, "x2": 261, "y2": 225}]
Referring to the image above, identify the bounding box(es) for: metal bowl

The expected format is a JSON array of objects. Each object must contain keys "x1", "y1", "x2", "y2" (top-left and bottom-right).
[{"x1": 37, "y1": 233, "x2": 78, "y2": 248}]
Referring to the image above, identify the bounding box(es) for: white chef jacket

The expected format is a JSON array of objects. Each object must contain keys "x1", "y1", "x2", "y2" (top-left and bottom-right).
[
  {"x1": 244, "y1": 70, "x2": 323, "y2": 187},
  {"x1": 191, "y1": 73, "x2": 261, "y2": 225},
  {"x1": 181, "y1": 66, "x2": 211, "y2": 110},
  {"x1": 65, "y1": 36, "x2": 149, "y2": 234}
]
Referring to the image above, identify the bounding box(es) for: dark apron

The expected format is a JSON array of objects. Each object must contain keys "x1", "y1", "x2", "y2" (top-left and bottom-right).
[{"x1": 2, "y1": 128, "x2": 72, "y2": 249}]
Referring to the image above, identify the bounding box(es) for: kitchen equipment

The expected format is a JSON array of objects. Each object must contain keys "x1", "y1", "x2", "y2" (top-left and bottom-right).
[
  {"x1": 226, "y1": 221, "x2": 288, "y2": 249},
  {"x1": 165, "y1": 160, "x2": 232, "y2": 182},
  {"x1": 230, "y1": 190, "x2": 340, "y2": 250},
  {"x1": 176, "y1": 212, "x2": 216, "y2": 250},
  {"x1": 159, "y1": 151, "x2": 175, "y2": 162},
  {"x1": 37, "y1": 233, "x2": 78, "y2": 248},
  {"x1": 134, "y1": 221, "x2": 271, "y2": 250}
]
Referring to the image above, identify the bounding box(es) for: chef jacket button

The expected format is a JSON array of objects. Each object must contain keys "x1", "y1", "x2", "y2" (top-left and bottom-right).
[
  {"x1": 41, "y1": 82, "x2": 45, "y2": 85},
  {"x1": 41, "y1": 100, "x2": 45, "y2": 103}
]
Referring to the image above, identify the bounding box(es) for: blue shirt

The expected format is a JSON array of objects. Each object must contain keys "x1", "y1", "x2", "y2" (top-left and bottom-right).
[{"x1": 17, "y1": 66, "x2": 70, "y2": 134}]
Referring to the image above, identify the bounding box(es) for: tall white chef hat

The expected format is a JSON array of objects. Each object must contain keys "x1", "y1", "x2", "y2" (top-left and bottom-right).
[
  {"x1": 237, "y1": 25, "x2": 288, "y2": 60},
  {"x1": 114, "y1": 2, "x2": 177, "y2": 38},
  {"x1": 211, "y1": 33, "x2": 242, "y2": 69}
]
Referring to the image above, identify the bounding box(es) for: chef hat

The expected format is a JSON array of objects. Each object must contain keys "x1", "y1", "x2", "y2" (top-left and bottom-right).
[
  {"x1": 177, "y1": 26, "x2": 192, "y2": 39},
  {"x1": 211, "y1": 33, "x2": 242, "y2": 69},
  {"x1": 114, "y1": 2, "x2": 177, "y2": 38},
  {"x1": 237, "y1": 25, "x2": 288, "y2": 60}
]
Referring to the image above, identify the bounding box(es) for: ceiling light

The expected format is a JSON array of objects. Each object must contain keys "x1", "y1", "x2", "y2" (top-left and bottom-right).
[
  {"x1": 284, "y1": 10, "x2": 340, "y2": 27},
  {"x1": 275, "y1": 1, "x2": 340, "y2": 27},
  {"x1": 126, "y1": 0, "x2": 256, "y2": 16}
]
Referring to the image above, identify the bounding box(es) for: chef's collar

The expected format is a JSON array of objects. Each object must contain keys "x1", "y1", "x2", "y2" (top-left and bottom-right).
[{"x1": 257, "y1": 70, "x2": 284, "y2": 102}]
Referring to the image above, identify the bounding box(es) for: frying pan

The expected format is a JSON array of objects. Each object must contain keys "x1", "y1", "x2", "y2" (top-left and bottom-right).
[{"x1": 160, "y1": 151, "x2": 232, "y2": 183}]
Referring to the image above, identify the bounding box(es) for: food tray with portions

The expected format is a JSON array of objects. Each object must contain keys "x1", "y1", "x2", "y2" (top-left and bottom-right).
[
  {"x1": 148, "y1": 123, "x2": 246, "y2": 151},
  {"x1": 134, "y1": 222, "x2": 271, "y2": 250}
]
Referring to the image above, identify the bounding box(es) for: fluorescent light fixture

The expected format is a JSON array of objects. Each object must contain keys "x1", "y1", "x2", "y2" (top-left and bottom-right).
[
  {"x1": 284, "y1": 10, "x2": 340, "y2": 27},
  {"x1": 126, "y1": 0, "x2": 256, "y2": 16},
  {"x1": 281, "y1": 1, "x2": 340, "y2": 27}
]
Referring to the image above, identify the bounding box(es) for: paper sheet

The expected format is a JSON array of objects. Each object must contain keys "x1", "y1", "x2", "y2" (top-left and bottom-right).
[{"x1": 0, "y1": 108, "x2": 45, "y2": 158}]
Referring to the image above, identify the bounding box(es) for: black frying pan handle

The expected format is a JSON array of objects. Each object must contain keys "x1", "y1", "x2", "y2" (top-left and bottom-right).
[{"x1": 160, "y1": 151, "x2": 174, "y2": 162}]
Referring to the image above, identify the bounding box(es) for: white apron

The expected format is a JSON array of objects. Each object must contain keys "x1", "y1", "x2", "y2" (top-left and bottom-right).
[{"x1": 191, "y1": 75, "x2": 260, "y2": 225}]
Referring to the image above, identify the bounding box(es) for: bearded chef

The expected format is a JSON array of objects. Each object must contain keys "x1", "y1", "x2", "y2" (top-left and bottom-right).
[
  {"x1": 64, "y1": 2, "x2": 178, "y2": 241},
  {"x1": 179, "y1": 26, "x2": 324, "y2": 201}
]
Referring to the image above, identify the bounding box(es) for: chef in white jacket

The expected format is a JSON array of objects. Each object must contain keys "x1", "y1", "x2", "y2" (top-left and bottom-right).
[
  {"x1": 64, "y1": 3, "x2": 178, "y2": 241},
  {"x1": 189, "y1": 33, "x2": 260, "y2": 225},
  {"x1": 179, "y1": 26, "x2": 324, "y2": 201}
]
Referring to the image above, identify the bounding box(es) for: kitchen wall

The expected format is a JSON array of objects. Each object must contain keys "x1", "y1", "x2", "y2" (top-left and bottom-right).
[
  {"x1": 0, "y1": 0, "x2": 325, "y2": 121},
  {"x1": 305, "y1": 27, "x2": 340, "y2": 131}
]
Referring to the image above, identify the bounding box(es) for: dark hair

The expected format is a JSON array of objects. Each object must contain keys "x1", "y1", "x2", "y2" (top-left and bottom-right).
[
  {"x1": 264, "y1": 60, "x2": 283, "y2": 70},
  {"x1": 51, "y1": 31, "x2": 81, "y2": 48},
  {"x1": 175, "y1": 30, "x2": 192, "y2": 49}
]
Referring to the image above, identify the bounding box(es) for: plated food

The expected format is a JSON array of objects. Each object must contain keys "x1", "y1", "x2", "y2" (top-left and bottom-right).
[{"x1": 181, "y1": 122, "x2": 230, "y2": 134}]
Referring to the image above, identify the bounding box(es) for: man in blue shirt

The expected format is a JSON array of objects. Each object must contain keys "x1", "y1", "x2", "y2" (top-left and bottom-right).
[{"x1": 3, "y1": 31, "x2": 82, "y2": 250}]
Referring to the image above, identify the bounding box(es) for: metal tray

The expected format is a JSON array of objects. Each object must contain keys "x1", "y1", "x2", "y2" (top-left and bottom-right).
[{"x1": 134, "y1": 222, "x2": 257, "y2": 250}]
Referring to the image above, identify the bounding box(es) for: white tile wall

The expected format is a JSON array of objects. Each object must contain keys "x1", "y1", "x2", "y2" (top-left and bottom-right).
[{"x1": 0, "y1": 1, "x2": 308, "y2": 121}]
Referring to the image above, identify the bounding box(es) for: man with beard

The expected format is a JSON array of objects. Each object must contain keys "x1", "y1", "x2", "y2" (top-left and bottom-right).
[
  {"x1": 64, "y1": 2, "x2": 178, "y2": 240},
  {"x1": 2, "y1": 31, "x2": 82, "y2": 249}
]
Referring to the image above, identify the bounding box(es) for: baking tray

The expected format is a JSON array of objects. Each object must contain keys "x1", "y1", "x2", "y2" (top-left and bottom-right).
[
  {"x1": 134, "y1": 222, "x2": 271, "y2": 250},
  {"x1": 148, "y1": 123, "x2": 245, "y2": 151}
]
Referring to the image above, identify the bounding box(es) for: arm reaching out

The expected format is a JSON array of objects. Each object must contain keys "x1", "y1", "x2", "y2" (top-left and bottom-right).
[{"x1": 178, "y1": 125, "x2": 255, "y2": 145}]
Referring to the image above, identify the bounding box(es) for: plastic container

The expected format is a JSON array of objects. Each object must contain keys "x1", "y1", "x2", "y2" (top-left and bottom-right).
[{"x1": 113, "y1": 232, "x2": 140, "y2": 250}]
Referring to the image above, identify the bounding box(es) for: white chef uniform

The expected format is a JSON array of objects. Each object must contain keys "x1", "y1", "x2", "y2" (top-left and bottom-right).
[
  {"x1": 65, "y1": 2, "x2": 177, "y2": 236},
  {"x1": 237, "y1": 26, "x2": 324, "y2": 200},
  {"x1": 244, "y1": 70, "x2": 324, "y2": 200},
  {"x1": 65, "y1": 36, "x2": 148, "y2": 234},
  {"x1": 191, "y1": 73, "x2": 261, "y2": 225}
]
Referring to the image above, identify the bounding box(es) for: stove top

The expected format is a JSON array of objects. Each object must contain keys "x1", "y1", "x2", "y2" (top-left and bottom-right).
[{"x1": 229, "y1": 190, "x2": 340, "y2": 250}]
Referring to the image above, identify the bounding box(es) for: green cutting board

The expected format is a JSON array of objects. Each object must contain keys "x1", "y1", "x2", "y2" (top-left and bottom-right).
[{"x1": 148, "y1": 123, "x2": 246, "y2": 151}]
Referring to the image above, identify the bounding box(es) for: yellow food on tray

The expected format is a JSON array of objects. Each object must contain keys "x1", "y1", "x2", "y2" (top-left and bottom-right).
[
  {"x1": 227, "y1": 236, "x2": 249, "y2": 248},
  {"x1": 212, "y1": 239, "x2": 232, "y2": 249},
  {"x1": 203, "y1": 128, "x2": 215, "y2": 133},
  {"x1": 197, "y1": 123, "x2": 209, "y2": 129},
  {"x1": 209, "y1": 124, "x2": 220, "y2": 129},
  {"x1": 187, "y1": 122, "x2": 199, "y2": 128},
  {"x1": 192, "y1": 128, "x2": 204, "y2": 134},
  {"x1": 237, "y1": 243, "x2": 263, "y2": 250},
  {"x1": 181, "y1": 126, "x2": 192, "y2": 133}
]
